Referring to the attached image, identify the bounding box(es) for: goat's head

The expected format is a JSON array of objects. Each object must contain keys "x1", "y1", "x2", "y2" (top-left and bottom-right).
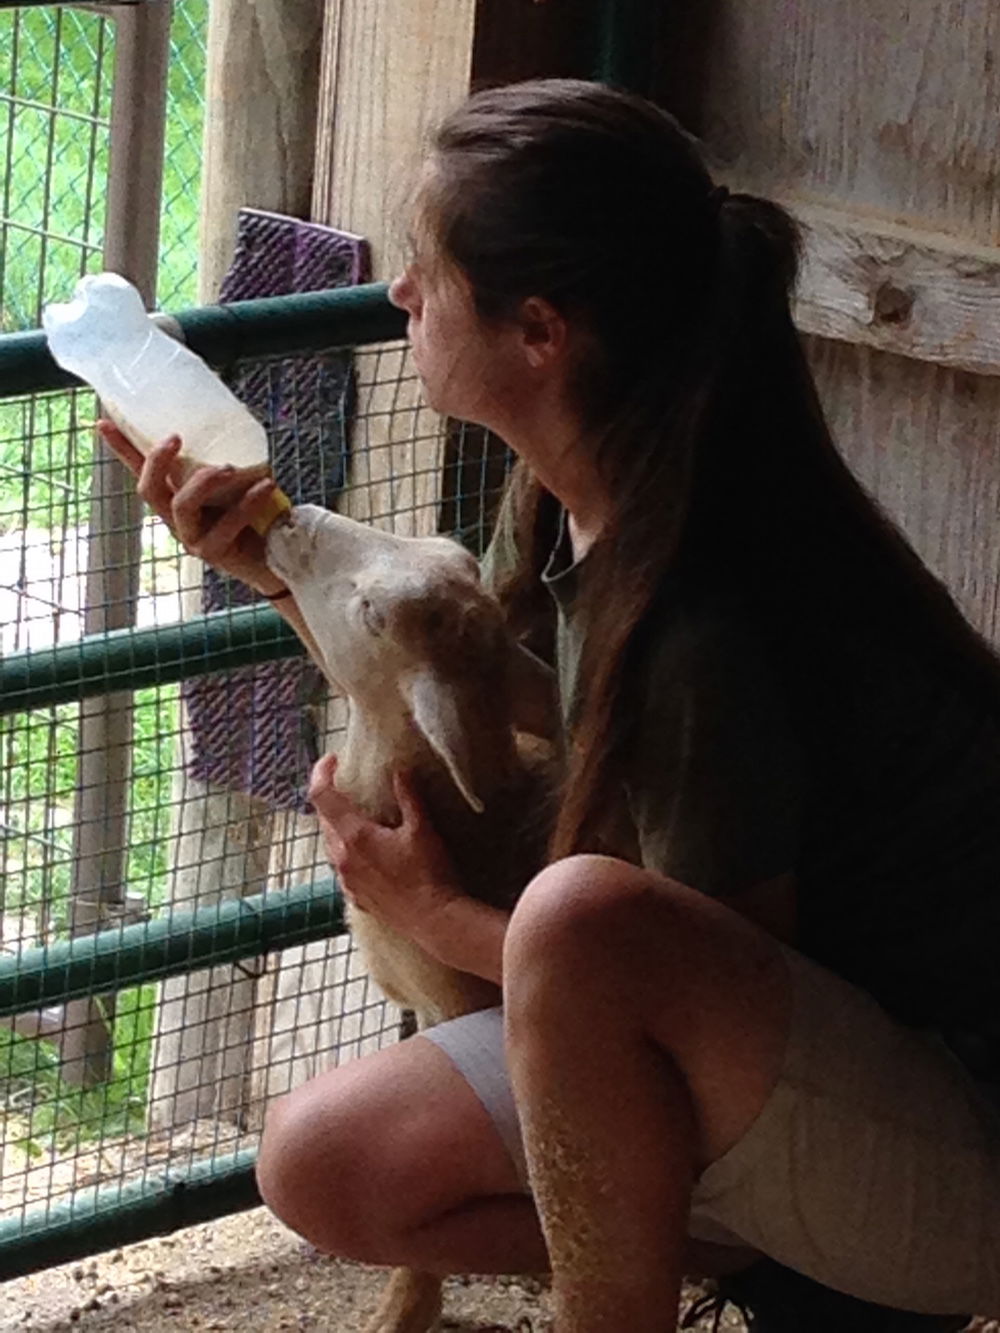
[{"x1": 267, "y1": 504, "x2": 521, "y2": 811}]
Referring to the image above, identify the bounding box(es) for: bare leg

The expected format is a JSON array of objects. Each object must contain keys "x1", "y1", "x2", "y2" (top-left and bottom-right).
[
  {"x1": 257, "y1": 861, "x2": 786, "y2": 1313},
  {"x1": 257, "y1": 1035, "x2": 548, "y2": 1274},
  {"x1": 257, "y1": 1030, "x2": 758, "y2": 1283},
  {"x1": 503, "y1": 854, "x2": 791, "y2": 1333}
]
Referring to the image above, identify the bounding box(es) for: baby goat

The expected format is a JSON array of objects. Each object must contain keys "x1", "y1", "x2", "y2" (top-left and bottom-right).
[{"x1": 266, "y1": 503, "x2": 556, "y2": 1333}]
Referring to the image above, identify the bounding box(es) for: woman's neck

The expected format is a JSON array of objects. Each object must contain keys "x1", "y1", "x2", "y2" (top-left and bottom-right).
[{"x1": 498, "y1": 399, "x2": 611, "y2": 562}]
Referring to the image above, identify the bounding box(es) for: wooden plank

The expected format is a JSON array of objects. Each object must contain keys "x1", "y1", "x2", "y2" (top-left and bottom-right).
[
  {"x1": 686, "y1": 0, "x2": 1000, "y2": 645},
  {"x1": 809, "y1": 337, "x2": 1000, "y2": 642},
  {"x1": 311, "y1": 0, "x2": 478, "y2": 540},
  {"x1": 199, "y1": 0, "x2": 325, "y2": 299},
  {"x1": 786, "y1": 202, "x2": 1000, "y2": 377},
  {"x1": 313, "y1": 0, "x2": 476, "y2": 277},
  {"x1": 685, "y1": 2, "x2": 1000, "y2": 239}
]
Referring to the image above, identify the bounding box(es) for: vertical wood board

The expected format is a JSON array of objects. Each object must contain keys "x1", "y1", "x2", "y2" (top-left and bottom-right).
[
  {"x1": 314, "y1": 0, "x2": 477, "y2": 276},
  {"x1": 686, "y1": 0, "x2": 999, "y2": 243},
  {"x1": 681, "y1": 0, "x2": 1000, "y2": 640},
  {"x1": 200, "y1": 0, "x2": 325, "y2": 301}
]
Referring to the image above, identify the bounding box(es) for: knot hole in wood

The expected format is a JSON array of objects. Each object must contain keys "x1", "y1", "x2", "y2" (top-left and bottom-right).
[{"x1": 872, "y1": 281, "x2": 915, "y2": 327}]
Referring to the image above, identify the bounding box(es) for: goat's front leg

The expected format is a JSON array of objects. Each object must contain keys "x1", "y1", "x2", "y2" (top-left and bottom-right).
[{"x1": 364, "y1": 1266, "x2": 443, "y2": 1333}]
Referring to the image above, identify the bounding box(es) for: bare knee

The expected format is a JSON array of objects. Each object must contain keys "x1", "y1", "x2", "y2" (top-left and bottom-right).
[
  {"x1": 502, "y1": 854, "x2": 738, "y2": 1040},
  {"x1": 256, "y1": 1040, "x2": 514, "y2": 1262},
  {"x1": 505, "y1": 854, "x2": 686, "y2": 975},
  {"x1": 256, "y1": 1078, "x2": 381, "y2": 1258}
]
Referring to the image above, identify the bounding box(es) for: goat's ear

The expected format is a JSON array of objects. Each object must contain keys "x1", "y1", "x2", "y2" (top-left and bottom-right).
[{"x1": 402, "y1": 670, "x2": 485, "y2": 814}]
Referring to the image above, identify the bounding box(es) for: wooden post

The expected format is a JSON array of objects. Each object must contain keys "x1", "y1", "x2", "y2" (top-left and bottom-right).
[
  {"x1": 61, "y1": 0, "x2": 172, "y2": 1089},
  {"x1": 147, "y1": 0, "x2": 325, "y2": 1132},
  {"x1": 199, "y1": 0, "x2": 325, "y2": 298}
]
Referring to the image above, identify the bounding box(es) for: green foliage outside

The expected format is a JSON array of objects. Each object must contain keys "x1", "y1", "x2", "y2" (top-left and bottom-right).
[
  {"x1": 0, "y1": 2, "x2": 208, "y2": 1153},
  {"x1": 2, "y1": 985, "x2": 155, "y2": 1158},
  {"x1": 0, "y1": 0, "x2": 207, "y2": 329}
]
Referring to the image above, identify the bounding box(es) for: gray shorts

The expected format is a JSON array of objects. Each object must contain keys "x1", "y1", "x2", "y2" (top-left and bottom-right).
[{"x1": 423, "y1": 946, "x2": 1000, "y2": 1316}]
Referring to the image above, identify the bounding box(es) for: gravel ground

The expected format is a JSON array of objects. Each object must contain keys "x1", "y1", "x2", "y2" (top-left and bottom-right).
[
  {"x1": 0, "y1": 1203, "x2": 993, "y2": 1332},
  {"x1": 0, "y1": 1203, "x2": 752, "y2": 1332},
  {"x1": 0, "y1": 1207, "x2": 554, "y2": 1332}
]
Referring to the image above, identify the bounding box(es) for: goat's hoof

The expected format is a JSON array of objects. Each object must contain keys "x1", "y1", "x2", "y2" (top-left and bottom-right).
[{"x1": 364, "y1": 1266, "x2": 443, "y2": 1333}]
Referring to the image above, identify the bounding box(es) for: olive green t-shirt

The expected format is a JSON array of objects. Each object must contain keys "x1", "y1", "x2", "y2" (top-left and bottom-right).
[
  {"x1": 482, "y1": 493, "x2": 1000, "y2": 1046},
  {"x1": 484, "y1": 499, "x2": 802, "y2": 895}
]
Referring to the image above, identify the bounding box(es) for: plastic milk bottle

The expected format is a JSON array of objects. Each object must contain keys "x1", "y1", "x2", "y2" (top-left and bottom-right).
[{"x1": 43, "y1": 272, "x2": 290, "y2": 534}]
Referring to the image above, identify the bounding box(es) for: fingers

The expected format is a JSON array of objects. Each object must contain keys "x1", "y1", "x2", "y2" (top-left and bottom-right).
[
  {"x1": 99, "y1": 420, "x2": 279, "y2": 558},
  {"x1": 135, "y1": 435, "x2": 184, "y2": 523},
  {"x1": 96, "y1": 427, "x2": 187, "y2": 531},
  {"x1": 97, "y1": 420, "x2": 146, "y2": 477},
  {"x1": 179, "y1": 476, "x2": 279, "y2": 562},
  {"x1": 392, "y1": 769, "x2": 425, "y2": 831},
  {"x1": 96, "y1": 422, "x2": 182, "y2": 524},
  {"x1": 308, "y1": 755, "x2": 369, "y2": 836},
  {"x1": 309, "y1": 753, "x2": 338, "y2": 803}
]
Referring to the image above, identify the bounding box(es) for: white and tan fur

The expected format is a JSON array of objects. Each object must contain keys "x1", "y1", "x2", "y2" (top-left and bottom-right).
[{"x1": 267, "y1": 504, "x2": 556, "y2": 1333}]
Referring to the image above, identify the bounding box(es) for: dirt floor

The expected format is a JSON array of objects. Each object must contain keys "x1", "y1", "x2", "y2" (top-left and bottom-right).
[
  {"x1": 0, "y1": 1204, "x2": 751, "y2": 1333},
  {"x1": 0, "y1": 1204, "x2": 996, "y2": 1332},
  {"x1": 0, "y1": 1205, "x2": 552, "y2": 1332}
]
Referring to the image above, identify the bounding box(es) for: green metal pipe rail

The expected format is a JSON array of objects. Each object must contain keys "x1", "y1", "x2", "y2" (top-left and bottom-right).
[
  {"x1": 0, "y1": 1150, "x2": 262, "y2": 1283},
  {"x1": 0, "y1": 878, "x2": 345, "y2": 1018},
  {"x1": 0, "y1": 283, "x2": 400, "y2": 1281},
  {"x1": 0, "y1": 605, "x2": 302, "y2": 717},
  {"x1": 0, "y1": 281, "x2": 405, "y2": 397}
]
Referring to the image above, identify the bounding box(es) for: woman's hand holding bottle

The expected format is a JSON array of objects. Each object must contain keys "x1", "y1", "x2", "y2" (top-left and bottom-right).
[{"x1": 99, "y1": 421, "x2": 288, "y2": 596}]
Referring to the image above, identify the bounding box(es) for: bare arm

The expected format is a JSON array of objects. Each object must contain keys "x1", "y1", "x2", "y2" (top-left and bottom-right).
[
  {"x1": 508, "y1": 642, "x2": 560, "y2": 741},
  {"x1": 418, "y1": 866, "x2": 798, "y2": 988},
  {"x1": 410, "y1": 895, "x2": 509, "y2": 985},
  {"x1": 412, "y1": 867, "x2": 798, "y2": 983}
]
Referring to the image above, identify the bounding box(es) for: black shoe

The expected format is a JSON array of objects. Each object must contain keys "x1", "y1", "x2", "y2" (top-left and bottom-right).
[{"x1": 681, "y1": 1257, "x2": 970, "y2": 1332}]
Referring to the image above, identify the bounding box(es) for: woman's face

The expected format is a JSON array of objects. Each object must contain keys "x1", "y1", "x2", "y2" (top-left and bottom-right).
[{"x1": 388, "y1": 235, "x2": 524, "y2": 427}]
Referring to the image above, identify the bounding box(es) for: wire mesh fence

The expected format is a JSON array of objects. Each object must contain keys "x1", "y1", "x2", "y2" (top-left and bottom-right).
[
  {"x1": 0, "y1": 313, "x2": 509, "y2": 1271},
  {"x1": 0, "y1": 6, "x2": 112, "y2": 334},
  {"x1": 159, "y1": 0, "x2": 206, "y2": 312},
  {"x1": 0, "y1": 0, "x2": 205, "y2": 329},
  {"x1": 0, "y1": 0, "x2": 453, "y2": 1274}
]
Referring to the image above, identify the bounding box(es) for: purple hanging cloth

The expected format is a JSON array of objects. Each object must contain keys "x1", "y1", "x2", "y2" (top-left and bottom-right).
[{"x1": 182, "y1": 209, "x2": 370, "y2": 812}]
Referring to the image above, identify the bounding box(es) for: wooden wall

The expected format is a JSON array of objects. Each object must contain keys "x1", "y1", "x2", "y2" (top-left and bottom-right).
[{"x1": 660, "y1": 0, "x2": 1000, "y2": 639}]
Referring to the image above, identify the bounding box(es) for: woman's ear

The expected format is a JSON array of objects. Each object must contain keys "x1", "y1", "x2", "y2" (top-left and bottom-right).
[{"x1": 518, "y1": 295, "x2": 568, "y2": 371}]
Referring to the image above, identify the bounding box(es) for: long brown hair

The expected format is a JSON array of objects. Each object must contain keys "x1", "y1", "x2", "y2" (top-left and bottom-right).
[{"x1": 423, "y1": 79, "x2": 1000, "y2": 860}]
